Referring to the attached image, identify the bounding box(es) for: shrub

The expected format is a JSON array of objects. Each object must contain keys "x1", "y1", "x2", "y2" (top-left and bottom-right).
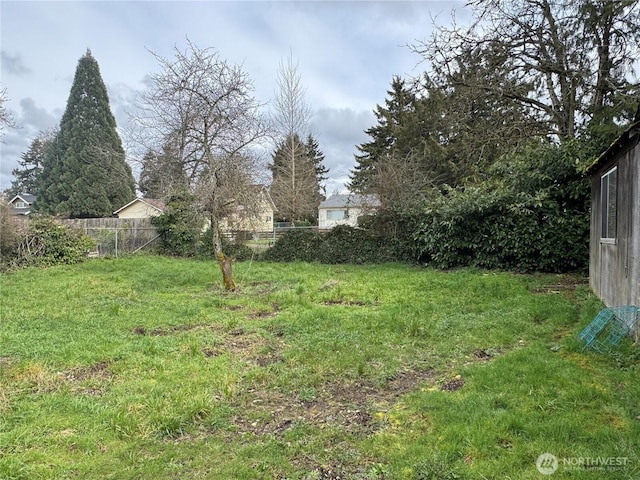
[
  {"x1": 262, "y1": 229, "x2": 324, "y2": 262},
  {"x1": 358, "y1": 212, "x2": 420, "y2": 263},
  {"x1": 198, "y1": 228, "x2": 255, "y2": 261},
  {"x1": 151, "y1": 193, "x2": 202, "y2": 256},
  {"x1": 317, "y1": 225, "x2": 384, "y2": 264},
  {"x1": 0, "y1": 203, "x2": 24, "y2": 268},
  {"x1": 18, "y1": 216, "x2": 96, "y2": 267},
  {"x1": 414, "y1": 141, "x2": 590, "y2": 273},
  {"x1": 264, "y1": 225, "x2": 409, "y2": 265}
]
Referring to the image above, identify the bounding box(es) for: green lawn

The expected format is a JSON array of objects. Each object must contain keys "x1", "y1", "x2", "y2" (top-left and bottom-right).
[{"x1": 1, "y1": 256, "x2": 638, "y2": 479}]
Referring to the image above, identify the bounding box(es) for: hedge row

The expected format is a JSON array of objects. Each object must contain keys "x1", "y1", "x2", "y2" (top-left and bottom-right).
[{"x1": 263, "y1": 225, "x2": 403, "y2": 264}]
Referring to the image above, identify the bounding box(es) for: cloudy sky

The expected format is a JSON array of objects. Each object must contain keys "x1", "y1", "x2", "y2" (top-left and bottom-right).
[{"x1": 1, "y1": 0, "x2": 469, "y2": 195}]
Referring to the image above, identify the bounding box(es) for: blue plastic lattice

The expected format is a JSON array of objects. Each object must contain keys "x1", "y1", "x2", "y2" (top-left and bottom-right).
[
  {"x1": 578, "y1": 308, "x2": 614, "y2": 346},
  {"x1": 580, "y1": 306, "x2": 638, "y2": 352}
]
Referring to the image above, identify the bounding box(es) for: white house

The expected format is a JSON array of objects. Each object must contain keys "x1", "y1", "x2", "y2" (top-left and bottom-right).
[{"x1": 318, "y1": 194, "x2": 380, "y2": 229}]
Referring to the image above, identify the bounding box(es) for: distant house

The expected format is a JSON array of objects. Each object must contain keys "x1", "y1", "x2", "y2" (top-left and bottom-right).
[
  {"x1": 8, "y1": 193, "x2": 37, "y2": 215},
  {"x1": 113, "y1": 187, "x2": 275, "y2": 233},
  {"x1": 318, "y1": 194, "x2": 380, "y2": 230},
  {"x1": 586, "y1": 118, "x2": 640, "y2": 309},
  {"x1": 113, "y1": 198, "x2": 166, "y2": 219},
  {"x1": 219, "y1": 185, "x2": 276, "y2": 233}
]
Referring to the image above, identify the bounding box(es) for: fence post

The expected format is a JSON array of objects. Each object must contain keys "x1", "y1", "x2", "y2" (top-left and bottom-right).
[{"x1": 115, "y1": 227, "x2": 118, "y2": 258}]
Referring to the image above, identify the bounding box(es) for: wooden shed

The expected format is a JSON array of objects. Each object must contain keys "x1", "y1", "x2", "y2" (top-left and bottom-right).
[{"x1": 586, "y1": 119, "x2": 640, "y2": 308}]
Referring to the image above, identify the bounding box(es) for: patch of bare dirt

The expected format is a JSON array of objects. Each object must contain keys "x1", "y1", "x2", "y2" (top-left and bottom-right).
[
  {"x1": 232, "y1": 390, "x2": 376, "y2": 437},
  {"x1": 132, "y1": 323, "x2": 214, "y2": 336},
  {"x1": 223, "y1": 304, "x2": 244, "y2": 312},
  {"x1": 246, "y1": 303, "x2": 280, "y2": 320},
  {"x1": 440, "y1": 375, "x2": 465, "y2": 392},
  {"x1": 63, "y1": 360, "x2": 111, "y2": 382},
  {"x1": 290, "y1": 461, "x2": 362, "y2": 480},
  {"x1": 322, "y1": 300, "x2": 368, "y2": 307},
  {"x1": 245, "y1": 281, "x2": 277, "y2": 295},
  {"x1": 530, "y1": 277, "x2": 588, "y2": 296},
  {"x1": 231, "y1": 368, "x2": 436, "y2": 437},
  {"x1": 61, "y1": 360, "x2": 113, "y2": 396},
  {"x1": 202, "y1": 330, "x2": 286, "y2": 366},
  {"x1": 320, "y1": 279, "x2": 340, "y2": 290},
  {"x1": 473, "y1": 348, "x2": 498, "y2": 362},
  {"x1": 0, "y1": 356, "x2": 16, "y2": 368}
]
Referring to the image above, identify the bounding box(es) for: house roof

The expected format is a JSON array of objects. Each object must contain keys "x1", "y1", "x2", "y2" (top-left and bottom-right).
[
  {"x1": 8, "y1": 193, "x2": 37, "y2": 215},
  {"x1": 251, "y1": 184, "x2": 277, "y2": 211},
  {"x1": 586, "y1": 119, "x2": 640, "y2": 176},
  {"x1": 113, "y1": 197, "x2": 167, "y2": 215},
  {"x1": 319, "y1": 194, "x2": 380, "y2": 209},
  {"x1": 8, "y1": 193, "x2": 37, "y2": 205}
]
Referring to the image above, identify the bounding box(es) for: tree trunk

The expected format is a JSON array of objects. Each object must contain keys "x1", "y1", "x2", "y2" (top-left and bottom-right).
[
  {"x1": 216, "y1": 250, "x2": 236, "y2": 291},
  {"x1": 211, "y1": 216, "x2": 236, "y2": 291}
]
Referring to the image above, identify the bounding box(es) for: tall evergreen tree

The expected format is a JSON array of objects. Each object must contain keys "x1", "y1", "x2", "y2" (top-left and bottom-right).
[
  {"x1": 349, "y1": 76, "x2": 419, "y2": 193},
  {"x1": 304, "y1": 134, "x2": 329, "y2": 197},
  {"x1": 38, "y1": 50, "x2": 135, "y2": 217},
  {"x1": 9, "y1": 129, "x2": 55, "y2": 197},
  {"x1": 269, "y1": 133, "x2": 322, "y2": 223}
]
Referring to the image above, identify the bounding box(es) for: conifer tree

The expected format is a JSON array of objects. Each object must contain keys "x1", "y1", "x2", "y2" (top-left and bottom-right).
[
  {"x1": 269, "y1": 133, "x2": 321, "y2": 223},
  {"x1": 9, "y1": 129, "x2": 55, "y2": 197},
  {"x1": 349, "y1": 76, "x2": 418, "y2": 193},
  {"x1": 305, "y1": 134, "x2": 329, "y2": 197},
  {"x1": 38, "y1": 50, "x2": 135, "y2": 217}
]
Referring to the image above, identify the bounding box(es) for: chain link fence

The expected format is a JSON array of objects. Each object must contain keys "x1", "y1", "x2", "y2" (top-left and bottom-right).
[
  {"x1": 60, "y1": 218, "x2": 160, "y2": 257},
  {"x1": 83, "y1": 227, "x2": 161, "y2": 257},
  {"x1": 22, "y1": 218, "x2": 318, "y2": 257}
]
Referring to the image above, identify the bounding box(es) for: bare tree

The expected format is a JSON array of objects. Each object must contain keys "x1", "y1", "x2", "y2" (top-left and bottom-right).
[
  {"x1": 269, "y1": 53, "x2": 322, "y2": 224},
  {"x1": 371, "y1": 151, "x2": 437, "y2": 216},
  {"x1": 0, "y1": 87, "x2": 16, "y2": 140},
  {"x1": 133, "y1": 41, "x2": 268, "y2": 290},
  {"x1": 413, "y1": 0, "x2": 640, "y2": 141}
]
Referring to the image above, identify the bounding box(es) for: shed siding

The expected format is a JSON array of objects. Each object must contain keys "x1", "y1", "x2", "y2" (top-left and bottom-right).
[{"x1": 590, "y1": 141, "x2": 640, "y2": 308}]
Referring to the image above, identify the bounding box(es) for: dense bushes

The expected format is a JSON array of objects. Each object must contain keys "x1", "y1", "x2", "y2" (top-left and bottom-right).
[
  {"x1": 263, "y1": 225, "x2": 405, "y2": 264},
  {"x1": 149, "y1": 140, "x2": 591, "y2": 273},
  {"x1": 0, "y1": 214, "x2": 96, "y2": 269},
  {"x1": 413, "y1": 141, "x2": 590, "y2": 273},
  {"x1": 0, "y1": 203, "x2": 23, "y2": 267},
  {"x1": 152, "y1": 194, "x2": 255, "y2": 261},
  {"x1": 415, "y1": 186, "x2": 588, "y2": 272},
  {"x1": 151, "y1": 194, "x2": 201, "y2": 256},
  {"x1": 262, "y1": 229, "x2": 323, "y2": 262}
]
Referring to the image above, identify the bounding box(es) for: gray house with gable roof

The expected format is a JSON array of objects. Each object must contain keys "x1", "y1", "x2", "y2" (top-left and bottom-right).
[
  {"x1": 318, "y1": 194, "x2": 380, "y2": 230},
  {"x1": 8, "y1": 194, "x2": 37, "y2": 215}
]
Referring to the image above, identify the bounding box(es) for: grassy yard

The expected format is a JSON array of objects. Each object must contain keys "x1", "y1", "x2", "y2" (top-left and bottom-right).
[{"x1": 0, "y1": 256, "x2": 638, "y2": 479}]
